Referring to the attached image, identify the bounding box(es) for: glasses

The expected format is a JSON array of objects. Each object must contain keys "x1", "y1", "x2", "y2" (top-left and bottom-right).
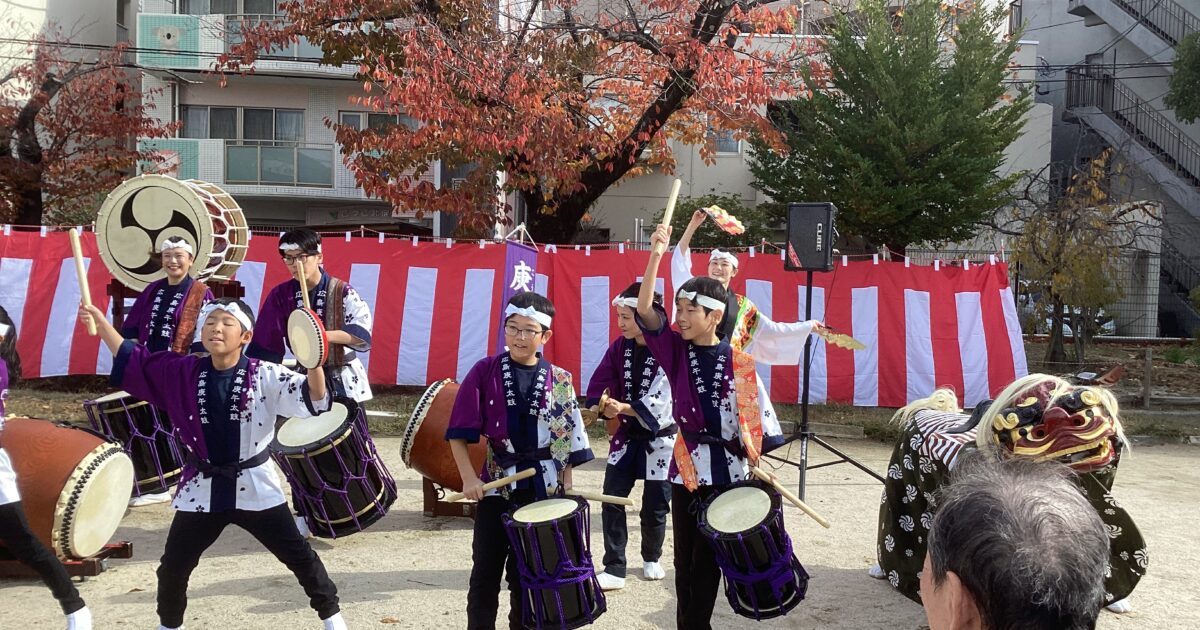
[
  {"x1": 282, "y1": 253, "x2": 313, "y2": 265},
  {"x1": 503, "y1": 324, "x2": 544, "y2": 339}
]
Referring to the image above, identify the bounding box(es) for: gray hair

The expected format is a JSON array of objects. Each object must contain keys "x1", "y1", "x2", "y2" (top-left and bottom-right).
[{"x1": 927, "y1": 453, "x2": 1108, "y2": 630}]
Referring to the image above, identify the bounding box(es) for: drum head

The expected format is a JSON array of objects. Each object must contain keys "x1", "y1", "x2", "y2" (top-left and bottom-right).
[
  {"x1": 706, "y1": 486, "x2": 772, "y2": 534},
  {"x1": 511, "y1": 498, "x2": 580, "y2": 524},
  {"x1": 277, "y1": 403, "x2": 350, "y2": 448},
  {"x1": 401, "y1": 379, "x2": 451, "y2": 466},
  {"x1": 95, "y1": 175, "x2": 233, "y2": 291},
  {"x1": 287, "y1": 309, "x2": 327, "y2": 370},
  {"x1": 57, "y1": 445, "x2": 135, "y2": 557}
]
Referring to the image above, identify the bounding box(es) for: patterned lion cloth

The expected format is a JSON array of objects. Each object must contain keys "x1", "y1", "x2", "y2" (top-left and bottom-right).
[{"x1": 876, "y1": 376, "x2": 1148, "y2": 606}]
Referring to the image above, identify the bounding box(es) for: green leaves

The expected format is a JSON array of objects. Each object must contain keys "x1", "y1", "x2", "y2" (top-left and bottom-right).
[
  {"x1": 748, "y1": 0, "x2": 1030, "y2": 251},
  {"x1": 1165, "y1": 32, "x2": 1200, "y2": 125}
]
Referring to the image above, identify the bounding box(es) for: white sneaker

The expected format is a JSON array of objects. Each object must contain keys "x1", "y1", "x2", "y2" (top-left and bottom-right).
[
  {"x1": 1106, "y1": 598, "x2": 1133, "y2": 614},
  {"x1": 596, "y1": 572, "x2": 626, "y2": 591},
  {"x1": 295, "y1": 515, "x2": 313, "y2": 539},
  {"x1": 66, "y1": 607, "x2": 91, "y2": 630},
  {"x1": 129, "y1": 492, "x2": 172, "y2": 507},
  {"x1": 322, "y1": 612, "x2": 348, "y2": 630},
  {"x1": 867, "y1": 564, "x2": 886, "y2": 579},
  {"x1": 642, "y1": 561, "x2": 666, "y2": 581},
  {"x1": 157, "y1": 626, "x2": 182, "y2": 630}
]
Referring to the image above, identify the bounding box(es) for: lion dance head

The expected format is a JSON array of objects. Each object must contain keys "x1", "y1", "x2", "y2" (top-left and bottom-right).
[{"x1": 976, "y1": 374, "x2": 1125, "y2": 472}]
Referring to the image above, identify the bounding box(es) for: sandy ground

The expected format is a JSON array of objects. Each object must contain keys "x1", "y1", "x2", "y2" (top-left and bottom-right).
[{"x1": 2, "y1": 437, "x2": 1197, "y2": 629}]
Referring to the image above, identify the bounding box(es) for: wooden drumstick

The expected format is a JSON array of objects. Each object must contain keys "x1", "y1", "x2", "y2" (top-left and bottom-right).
[
  {"x1": 69, "y1": 228, "x2": 97, "y2": 336},
  {"x1": 567, "y1": 489, "x2": 634, "y2": 507},
  {"x1": 295, "y1": 259, "x2": 312, "y2": 311},
  {"x1": 443, "y1": 468, "x2": 537, "y2": 503},
  {"x1": 652, "y1": 179, "x2": 683, "y2": 256},
  {"x1": 751, "y1": 466, "x2": 831, "y2": 529}
]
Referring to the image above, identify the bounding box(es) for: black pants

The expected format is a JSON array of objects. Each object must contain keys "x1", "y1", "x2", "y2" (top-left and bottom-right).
[
  {"x1": 156, "y1": 503, "x2": 340, "y2": 628},
  {"x1": 672, "y1": 484, "x2": 723, "y2": 630},
  {"x1": 466, "y1": 489, "x2": 535, "y2": 630},
  {"x1": 0, "y1": 502, "x2": 86, "y2": 615},
  {"x1": 600, "y1": 464, "x2": 671, "y2": 578}
]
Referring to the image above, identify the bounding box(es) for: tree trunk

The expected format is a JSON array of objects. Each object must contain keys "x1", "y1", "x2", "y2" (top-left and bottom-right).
[
  {"x1": 14, "y1": 178, "x2": 44, "y2": 226},
  {"x1": 1044, "y1": 299, "x2": 1069, "y2": 365}
]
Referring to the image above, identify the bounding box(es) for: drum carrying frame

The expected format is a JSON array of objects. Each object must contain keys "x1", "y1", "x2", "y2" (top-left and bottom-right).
[
  {"x1": 423, "y1": 478, "x2": 477, "y2": 519},
  {"x1": 0, "y1": 542, "x2": 134, "y2": 579},
  {"x1": 107, "y1": 280, "x2": 245, "y2": 330}
]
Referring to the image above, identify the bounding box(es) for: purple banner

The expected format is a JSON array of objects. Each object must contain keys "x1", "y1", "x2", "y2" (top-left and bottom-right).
[{"x1": 496, "y1": 240, "x2": 539, "y2": 353}]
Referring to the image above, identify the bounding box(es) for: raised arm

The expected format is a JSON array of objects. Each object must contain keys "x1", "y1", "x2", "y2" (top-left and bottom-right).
[
  {"x1": 638, "y1": 224, "x2": 672, "y2": 331},
  {"x1": 81, "y1": 303, "x2": 128, "y2": 355}
]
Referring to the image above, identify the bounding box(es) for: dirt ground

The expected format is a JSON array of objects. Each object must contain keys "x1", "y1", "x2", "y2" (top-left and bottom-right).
[{"x1": 2, "y1": 437, "x2": 1196, "y2": 629}]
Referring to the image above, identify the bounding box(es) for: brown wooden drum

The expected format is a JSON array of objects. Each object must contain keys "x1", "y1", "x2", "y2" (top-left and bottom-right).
[
  {"x1": 401, "y1": 379, "x2": 486, "y2": 491},
  {"x1": 0, "y1": 418, "x2": 133, "y2": 558}
]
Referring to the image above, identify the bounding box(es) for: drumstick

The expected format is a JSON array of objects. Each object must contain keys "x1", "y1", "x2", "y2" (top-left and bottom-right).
[
  {"x1": 652, "y1": 179, "x2": 683, "y2": 256},
  {"x1": 751, "y1": 467, "x2": 831, "y2": 529},
  {"x1": 295, "y1": 259, "x2": 312, "y2": 312},
  {"x1": 69, "y1": 228, "x2": 97, "y2": 336},
  {"x1": 443, "y1": 468, "x2": 537, "y2": 502},
  {"x1": 567, "y1": 489, "x2": 634, "y2": 507}
]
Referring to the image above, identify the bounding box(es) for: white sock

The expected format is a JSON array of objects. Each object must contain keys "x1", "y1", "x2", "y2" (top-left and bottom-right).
[
  {"x1": 157, "y1": 626, "x2": 182, "y2": 630},
  {"x1": 323, "y1": 612, "x2": 348, "y2": 630},
  {"x1": 1106, "y1": 598, "x2": 1133, "y2": 613},
  {"x1": 867, "y1": 564, "x2": 886, "y2": 579},
  {"x1": 66, "y1": 607, "x2": 91, "y2": 630}
]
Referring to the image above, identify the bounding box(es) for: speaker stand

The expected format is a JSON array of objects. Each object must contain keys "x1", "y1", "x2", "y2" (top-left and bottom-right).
[{"x1": 764, "y1": 271, "x2": 885, "y2": 501}]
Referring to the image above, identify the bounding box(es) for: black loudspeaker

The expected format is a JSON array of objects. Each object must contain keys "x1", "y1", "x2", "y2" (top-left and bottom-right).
[{"x1": 785, "y1": 202, "x2": 837, "y2": 272}]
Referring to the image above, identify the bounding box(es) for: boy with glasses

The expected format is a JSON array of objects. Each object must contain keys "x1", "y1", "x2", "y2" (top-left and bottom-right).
[{"x1": 445, "y1": 291, "x2": 594, "y2": 629}]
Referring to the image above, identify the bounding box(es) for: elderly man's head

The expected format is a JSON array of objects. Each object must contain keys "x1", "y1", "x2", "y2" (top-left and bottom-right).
[{"x1": 921, "y1": 455, "x2": 1108, "y2": 630}]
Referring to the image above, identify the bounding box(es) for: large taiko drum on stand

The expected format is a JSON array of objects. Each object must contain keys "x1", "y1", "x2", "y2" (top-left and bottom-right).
[
  {"x1": 95, "y1": 174, "x2": 248, "y2": 291},
  {"x1": 401, "y1": 379, "x2": 487, "y2": 491},
  {"x1": 0, "y1": 418, "x2": 134, "y2": 559}
]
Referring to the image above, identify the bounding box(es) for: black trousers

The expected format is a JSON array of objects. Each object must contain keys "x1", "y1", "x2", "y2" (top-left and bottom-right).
[
  {"x1": 672, "y1": 484, "x2": 723, "y2": 630},
  {"x1": 600, "y1": 464, "x2": 671, "y2": 578},
  {"x1": 466, "y1": 489, "x2": 535, "y2": 630},
  {"x1": 0, "y1": 502, "x2": 86, "y2": 615},
  {"x1": 156, "y1": 503, "x2": 340, "y2": 628}
]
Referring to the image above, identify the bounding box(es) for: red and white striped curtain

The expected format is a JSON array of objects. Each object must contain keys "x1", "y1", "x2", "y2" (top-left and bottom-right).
[{"x1": 0, "y1": 231, "x2": 1027, "y2": 407}]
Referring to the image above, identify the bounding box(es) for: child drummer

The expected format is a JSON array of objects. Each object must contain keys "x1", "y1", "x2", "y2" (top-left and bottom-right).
[
  {"x1": 445, "y1": 291, "x2": 594, "y2": 629},
  {"x1": 637, "y1": 224, "x2": 788, "y2": 629},
  {"x1": 586, "y1": 282, "x2": 675, "y2": 591},
  {"x1": 80, "y1": 299, "x2": 347, "y2": 630},
  {"x1": 1, "y1": 307, "x2": 93, "y2": 630}
]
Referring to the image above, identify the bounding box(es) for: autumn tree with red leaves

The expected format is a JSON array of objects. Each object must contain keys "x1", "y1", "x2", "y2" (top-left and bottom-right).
[
  {"x1": 223, "y1": 0, "x2": 818, "y2": 242},
  {"x1": 0, "y1": 24, "x2": 177, "y2": 225}
]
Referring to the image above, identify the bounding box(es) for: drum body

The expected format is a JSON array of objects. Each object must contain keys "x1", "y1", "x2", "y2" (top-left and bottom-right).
[
  {"x1": 96, "y1": 174, "x2": 248, "y2": 291},
  {"x1": 272, "y1": 400, "x2": 396, "y2": 538},
  {"x1": 502, "y1": 497, "x2": 606, "y2": 630},
  {"x1": 697, "y1": 480, "x2": 809, "y2": 620},
  {"x1": 402, "y1": 379, "x2": 487, "y2": 491},
  {"x1": 85, "y1": 391, "x2": 184, "y2": 495},
  {"x1": 0, "y1": 418, "x2": 133, "y2": 559}
]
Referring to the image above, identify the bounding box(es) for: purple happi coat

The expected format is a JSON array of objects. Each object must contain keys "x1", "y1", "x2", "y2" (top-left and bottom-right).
[
  {"x1": 446, "y1": 353, "x2": 594, "y2": 499},
  {"x1": 585, "y1": 337, "x2": 676, "y2": 481},
  {"x1": 120, "y1": 276, "x2": 213, "y2": 352},
  {"x1": 111, "y1": 341, "x2": 328, "y2": 512}
]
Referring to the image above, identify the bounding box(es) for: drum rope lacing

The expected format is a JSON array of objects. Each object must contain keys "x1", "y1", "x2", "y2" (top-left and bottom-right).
[
  {"x1": 275, "y1": 407, "x2": 397, "y2": 538},
  {"x1": 502, "y1": 501, "x2": 606, "y2": 629},
  {"x1": 85, "y1": 396, "x2": 184, "y2": 496}
]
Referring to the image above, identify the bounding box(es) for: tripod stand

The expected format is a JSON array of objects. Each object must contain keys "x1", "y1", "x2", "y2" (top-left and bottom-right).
[{"x1": 764, "y1": 270, "x2": 885, "y2": 501}]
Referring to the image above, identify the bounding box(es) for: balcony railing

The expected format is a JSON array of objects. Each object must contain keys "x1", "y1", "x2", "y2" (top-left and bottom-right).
[
  {"x1": 1069, "y1": 0, "x2": 1199, "y2": 46},
  {"x1": 224, "y1": 14, "x2": 323, "y2": 60},
  {"x1": 224, "y1": 141, "x2": 334, "y2": 187},
  {"x1": 1066, "y1": 64, "x2": 1200, "y2": 189}
]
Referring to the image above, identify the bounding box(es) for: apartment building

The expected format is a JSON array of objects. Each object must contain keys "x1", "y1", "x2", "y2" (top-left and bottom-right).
[
  {"x1": 134, "y1": 1, "x2": 445, "y2": 234},
  {"x1": 1017, "y1": 0, "x2": 1199, "y2": 335}
]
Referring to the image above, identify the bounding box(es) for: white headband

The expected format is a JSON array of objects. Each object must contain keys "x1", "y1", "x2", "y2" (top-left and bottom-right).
[
  {"x1": 0, "y1": 322, "x2": 10, "y2": 337},
  {"x1": 158, "y1": 237, "x2": 194, "y2": 255},
  {"x1": 611, "y1": 297, "x2": 639, "y2": 309},
  {"x1": 709, "y1": 249, "x2": 739, "y2": 268},
  {"x1": 503, "y1": 303, "x2": 553, "y2": 329},
  {"x1": 279, "y1": 242, "x2": 322, "y2": 253},
  {"x1": 198, "y1": 302, "x2": 254, "y2": 332},
  {"x1": 676, "y1": 290, "x2": 725, "y2": 312}
]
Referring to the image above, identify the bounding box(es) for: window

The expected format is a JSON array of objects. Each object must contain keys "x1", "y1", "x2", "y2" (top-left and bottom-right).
[
  {"x1": 708, "y1": 127, "x2": 740, "y2": 154},
  {"x1": 338, "y1": 111, "x2": 419, "y2": 132},
  {"x1": 179, "y1": 105, "x2": 301, "y2": 143},
  {"x1": 181, "y1": 0, "x2": 270, "y2": 14}
]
